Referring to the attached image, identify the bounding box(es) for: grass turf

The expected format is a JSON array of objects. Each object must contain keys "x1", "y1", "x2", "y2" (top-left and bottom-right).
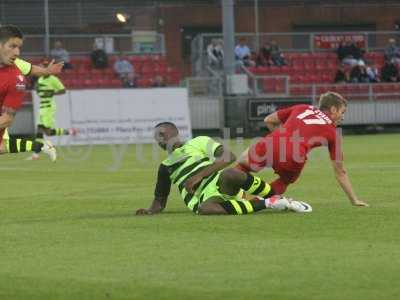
[{"x1": 0, "y1": 134, "x2": 399, "y2": 300}]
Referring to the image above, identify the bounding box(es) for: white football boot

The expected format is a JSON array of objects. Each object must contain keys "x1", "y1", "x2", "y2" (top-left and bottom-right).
[
  {"x1": 41, "y1": 140, "x2": 57, "y2": 162},
  {"x1": 267, "y1": 195, "x2": 312, "y2": 213},
  {"x1": 285, "y1": 197, "x2": 313, "y2": 213}
]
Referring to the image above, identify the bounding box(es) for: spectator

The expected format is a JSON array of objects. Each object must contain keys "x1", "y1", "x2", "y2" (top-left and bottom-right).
[
  {"x1": 349, "y1": 61, "x2": 369, "y2": 83},
  {"x1": 234, "y1": 38, "x2": 255, "y2": 67},
  {"x1": 207, "y1": 39, "x2": 224, "y2": 69},
  {"x1": 366, "y1": 61, "x2": 379, "y2": 83},
  {"x1": 337, "y1": 41, "x2": 364, "y2": 66},
  {"x1": 336, "y1": 41, "x2": 348, "y2": 61},
  {"x1": 384, "y1": 38, "x2": 400, "y2": 64},
  {"x1": 334, "y1": 64, "x2": 350, "y2": 83},
  {"x1": 256, "y1": 42, "x2": 272, "y2": 66},
  {"x1": 90, "y1": 42, "x2": 108, "y2": 69},
  {"x1": 269, "y1": 40, "x2": 286, "y2": 66},
  {"x1": 50, "y1": 41, "x2": 72, "y2": 69},
  {"x1": 349, "y1": 42, "x2": 364, "y2": 61},
  {"x1": 152, "y1": 75, "x2": 166, "y2": 87},
  {"x1": 381, "y1": 60, "x2": 399, "y2": 82},
  {"x1": 113, "y1": 53, "x2": 135, "y2": 87}
]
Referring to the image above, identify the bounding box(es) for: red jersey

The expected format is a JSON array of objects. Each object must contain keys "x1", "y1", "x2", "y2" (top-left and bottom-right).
[
  {"x1": 251, "y1": 104, "x2": 342, "y2": 172},
  {"x1": 0, "y1": 64, "x2": 26, "y2": 113}
]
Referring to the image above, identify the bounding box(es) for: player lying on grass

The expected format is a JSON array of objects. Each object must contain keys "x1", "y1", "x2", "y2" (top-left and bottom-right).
[
  {"x1": 136, "y1": 122, "x2": 311, "y2": 215},
  {"x1": 0, "y1": 25, "x2": 56, "y2": 161},
  {"x1": 235, "y1": 91, "x2": 368, "y2": 207}
]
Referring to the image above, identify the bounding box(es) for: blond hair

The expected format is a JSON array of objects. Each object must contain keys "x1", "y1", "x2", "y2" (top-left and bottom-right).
[{"x1": 318, "y1": 92, "x2": 348, "y2": 111}]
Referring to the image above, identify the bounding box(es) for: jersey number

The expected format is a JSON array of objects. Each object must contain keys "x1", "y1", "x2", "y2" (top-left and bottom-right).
[{"x1": 296, "y1": 109, "x2": 328, "y2": 125}]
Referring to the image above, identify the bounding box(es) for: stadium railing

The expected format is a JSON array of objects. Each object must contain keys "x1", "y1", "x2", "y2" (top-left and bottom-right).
[
  {"x1": 191, "y1": 30, "x2": 399, "y2": 76},
  {"x1": 23, "y1": 33, "x2": 166, "y2": 56}
]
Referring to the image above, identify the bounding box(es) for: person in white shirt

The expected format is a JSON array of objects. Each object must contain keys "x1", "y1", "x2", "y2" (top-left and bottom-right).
[
  {"x1": 113, "y1": 53, "x2": 135, "y2": 87},
  {"x1": 234, "y1": 38, "x2": 255, "y2": 67},
  {"x1": 50, "y1": 41, "x2": 72, "y2": 69},
  {"x1": 207, "y1": 39, "x2": 224, "y2": 69}
]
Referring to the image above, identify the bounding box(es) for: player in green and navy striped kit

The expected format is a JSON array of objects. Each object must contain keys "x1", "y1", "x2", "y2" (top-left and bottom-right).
[
  {"x1": 35, "y1": 60, "x2": 77, "y2": 139},
  {"x1": 136, "y1": 122, "x2": 310, "y2": 215}
]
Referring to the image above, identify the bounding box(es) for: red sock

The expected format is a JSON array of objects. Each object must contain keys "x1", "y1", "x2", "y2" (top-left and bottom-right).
[{"x1": 270, "y1": 178, "x2": 289, "y2": 195}]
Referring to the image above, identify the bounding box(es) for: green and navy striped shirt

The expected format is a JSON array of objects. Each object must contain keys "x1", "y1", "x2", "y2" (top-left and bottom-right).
[{"x1": 154, "y1": 136, "x2": 222, "y2": 204}]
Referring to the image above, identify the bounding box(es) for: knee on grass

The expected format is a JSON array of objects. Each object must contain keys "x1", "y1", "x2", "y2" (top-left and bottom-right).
[{"x1": 197, "y1": 201, "x2": 226, "y2": 215}]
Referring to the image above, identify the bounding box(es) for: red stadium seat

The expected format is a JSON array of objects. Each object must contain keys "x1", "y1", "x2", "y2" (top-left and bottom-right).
[
  {"x1": 137, "y1": 77, "x2": 153, "y2": 88},
  {"x1": 247, "y1": 67, "x2": 257, "y2": 74},
  {"x1": 290, "y1": 86, "x2": 312, "y2": 96},
  {"x1": 141, "y1": 65, "x2": 156, "y2": 77},
  {"x1": 253, "y1": 66, "x2": 267, "y2": 75},
  {"x1": 304, "y1": 61, "x2": 315, "y2": 71},
  {"x1": 110, "y1": 79, "x2": 123, "y2": 88}
]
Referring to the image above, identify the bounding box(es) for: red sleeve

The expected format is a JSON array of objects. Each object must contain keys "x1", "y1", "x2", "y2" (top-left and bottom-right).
[
  {"x1": 3, "y1": 73, "x2": 25, "y2": 112},
  {"x1": 328, "y1": 127, "x2": 343, "y2": 161},
  {"x1": 276, "y1": 106, "x2": 295, "y2": 123}
]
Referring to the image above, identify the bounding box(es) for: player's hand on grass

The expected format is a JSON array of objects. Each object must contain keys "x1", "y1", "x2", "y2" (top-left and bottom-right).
[
  {"x1": 352, "y1": 199, "x2": 369, "y2": 207},
  {"x1": 184, "y1": 174, "x2": 203, "y2": 194},
  {"x1": 47, "y1": 59, "x2": 64, "y2": 75}
]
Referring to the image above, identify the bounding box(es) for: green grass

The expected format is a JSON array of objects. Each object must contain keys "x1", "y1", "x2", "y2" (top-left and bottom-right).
[{"x1": 1, "y1": 134, "x2": 399, "y2": 300}]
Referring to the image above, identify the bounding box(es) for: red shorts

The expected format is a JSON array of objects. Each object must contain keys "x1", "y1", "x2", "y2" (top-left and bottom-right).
[{"x1": 248, "y1": 137, "x2": 304, "y2": 184}]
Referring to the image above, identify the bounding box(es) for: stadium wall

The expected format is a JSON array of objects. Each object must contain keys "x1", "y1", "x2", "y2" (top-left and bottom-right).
[{"x1": 159, "y1": 4, "x2": 400, "y2": 68}]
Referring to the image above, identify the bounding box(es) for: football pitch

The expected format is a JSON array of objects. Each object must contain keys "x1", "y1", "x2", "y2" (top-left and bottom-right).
[{"x1": 0, "y1": 133, "x2": 399, "y2": 300}]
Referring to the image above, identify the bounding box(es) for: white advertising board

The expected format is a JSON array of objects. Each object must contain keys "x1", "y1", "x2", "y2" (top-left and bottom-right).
[{"x1": 32, "y1": 88, "x2": 192, "y2": 145}]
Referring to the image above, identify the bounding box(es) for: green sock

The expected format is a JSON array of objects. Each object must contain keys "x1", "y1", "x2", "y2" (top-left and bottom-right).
[
  {"x1": 6, "y1": 138, "x2": 43, "y2": 153},
  {"x1": 219, "y1": 199, "x2": 266, "y2": 215}
]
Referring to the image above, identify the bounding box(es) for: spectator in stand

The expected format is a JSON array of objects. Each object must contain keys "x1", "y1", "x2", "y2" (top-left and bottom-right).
[
  {"x1": 269, "y1": 40, "x2": 286, "y2": 66},
  {"x1": 349, "y1": 60, "x2": 369, "y2": 83},
  {"x1": 152, "y1": 75, "x2": 166, "y2": 87},
  {"x1": 256, "y1": 42, "x2": 272, "y2": 66},
  {"x1": 50, "y1": 41, "x2": 72, "y2": 69},
  {"x1": 384, "y1": 38, "x2": 400, "y2": 64},
  {"x1": 334, "y1": 64, "x2": 350, "y2": 83},
  {"x1": 337, "y1": 41, "x2": 364, "y2": 66},
  {"x1": 113, "y1": 53, "x2": 135, "y2": 88},
  {"x1": 234, "y1": 38, "x2": 255, "y2": 67},
  {"x1": 207, "y1": 38, "x2": 224, "y2": 69},
  {"x1": 381, "y1": 60, "x2": 399, "y2": 82},
  {"x1": 90, "y1": 42, "x2": 108, "y2": 69},
  {"x1": 349, "y1": 42, "x2": 364, "y2": 61},
  {"x1": 366, "y1": 61, "x2": 379, "y2": 83},
  {"x1": 336, "y1": 41, "x2": 347, "y2": 62}
]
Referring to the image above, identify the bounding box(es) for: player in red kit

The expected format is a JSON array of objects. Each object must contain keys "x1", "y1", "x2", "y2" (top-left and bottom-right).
[
  {"x1": 0, "y1": 25, "x2": 56, "y2": 161},
  {"x1": 236, "y1": 92, "x2": 368, "y2": 207}
]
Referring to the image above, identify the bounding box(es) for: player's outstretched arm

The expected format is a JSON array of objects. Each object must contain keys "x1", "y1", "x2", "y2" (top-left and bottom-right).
[
  {"x1": 31, "y1": 59, "x2": 64, "y2": 77},
  {"x1": 264, "y1": 112, "x2": 282, "y2": 132},
  {"x1": 331, "y1": 160, "x2": 369, "y2": 207},
  {"x1": 54, "y1": 89, "x2": 66, "y2": 95},
  {"x1": 136, "y1": 164, "x2": 171, "y2": 215}
]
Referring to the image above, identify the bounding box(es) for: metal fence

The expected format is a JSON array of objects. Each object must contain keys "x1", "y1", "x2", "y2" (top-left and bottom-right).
[
  {"x1": 192, "y1": 31, "x2": 400, "y2": 75},
  {"x1": 186, "y1": 77, "x2": 224, "y2": 130},
  {"x1": 22, "y1": 33, "x2": 166, "y2": 56},
  {"x1": 186, "y1": 74, "x2": 400, "y2": 129}
]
